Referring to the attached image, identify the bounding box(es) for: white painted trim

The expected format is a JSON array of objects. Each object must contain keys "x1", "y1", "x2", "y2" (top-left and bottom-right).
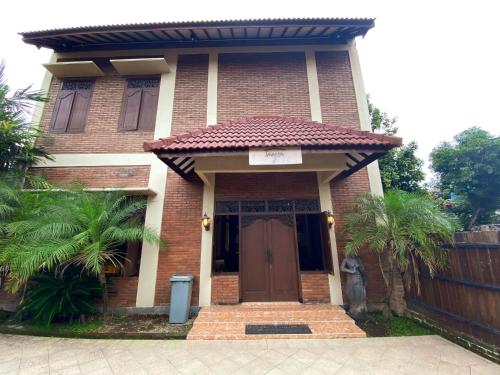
[
  {"x1": 317, "y1": 173, "x2": 343, "y2": 305},
  {"x1": 348, "y1": 42, "x2": 384, "y2": 196},
  {"x1": 305, "y1": 50, "x2": 322, "y2": 122},
  {"x1": 206, "y1": 53, "x2": 218, "y2": 125},
  {"x1": 136, "y1": 53, "x2": 178, "y2": 307},
  {"x1": 199, "y1": 173, "x2": 215, "y2": 307},
  {"x1": 55, "y1": 44, "x2": 351, "y2": 60},
  {"x1": 33, "y1": 153, "x2": 156, "y2": 168},
  {"x1": 31, "y1": 54, "x2": 56, "y2": 128}
]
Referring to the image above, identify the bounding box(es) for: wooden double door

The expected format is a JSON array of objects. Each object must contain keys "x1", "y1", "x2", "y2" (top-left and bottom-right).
[{"x1": 240, "y1": 214, "x2": 300, "y2": 302}]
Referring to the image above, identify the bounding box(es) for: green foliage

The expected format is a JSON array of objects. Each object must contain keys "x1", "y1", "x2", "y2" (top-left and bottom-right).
[
  {"x1": 343, "y1": 190, "x2": 458, "y2": 312},
  {"x1": 0, "y1": 173, "x2": 162, "y2": 317},
  {"x1": 0, "y1": 61, "x2": 51, "y2": 172},
  {"x1": 0, "y1": 182, "x2": 162, "y2": 314},
  {"x1": 19, "y1": 271, "x2": 101, "y2": 325},
  {"x1": 379, "y1": 142, "x2": 425, "y2": 192},
  {"x1": 0, "y1": 309, "x2": 11, "y2": 322},
  {"x1": 368, "y1": 96, "x2": 424, "y2": 192},
  {"x1": 360, "y1": 312, "x2": 434, "y2": 337},
  {"x1": 368, "y1": 95, "x2": 398, "y2": 136},
  {"x1": 388, "y1": 316, "x2": 434, "y2": 336},
  {"x1": 430, "y1": 127, "x2": 500, "y2": 229}
]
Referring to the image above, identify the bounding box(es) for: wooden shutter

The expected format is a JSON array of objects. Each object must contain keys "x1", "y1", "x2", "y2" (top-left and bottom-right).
[
  {"x1": 121, "y1": 88, "x2": 142, "y2": 131},
  {"x1": 124, "y1": 241, "x2": 141, "y2": 276},
  {"x1": 138, "y1": 86, "x2": 159, "y2": 131},
  {"x1": 51, "y1": 81, "x2": 92, "y2": 133},
  {"x1": 67, "y1": 89, "x2": 91, "y2": 132},
  {"x1": 51, "y1": 91, "x2": 75, "y2": 132},
  {"x1": 319, "y1": 212, "x2": 334, "y2": 274}
]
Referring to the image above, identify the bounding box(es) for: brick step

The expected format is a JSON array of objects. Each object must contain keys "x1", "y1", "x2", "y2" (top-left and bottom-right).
[
  {"x1": 194, "y1": 312, "x2": 357, "y2": 322},
  {"x1": 202, "y1": 303, "x2": 343, "y2": 312},
  {"x1": 188, "y1": 322, "x2": 365, "y2": 340},
  {"x1": 187, "y1": 303, "x2": 365, "y2": 340},
  {"x1": 191, "y1": 321, "x2": 361, "y2": 331},
  {"x1": 187, "y1": 332, "x2": 366, "y2": 340}
]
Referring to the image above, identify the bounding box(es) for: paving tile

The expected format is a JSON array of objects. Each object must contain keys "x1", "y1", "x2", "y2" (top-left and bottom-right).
[
  {"x1": 51, "y1": 365, "x2": 83, "y2": 375},
  {"x1": 0, "y1": 334, "x2": 498, "y2": 375},
  {"x1": 78, "y1": 358, "x2": 110, "y2": 374},
  {"x1": 0, "y1": 357, "x2": 21, "y2": 373}
]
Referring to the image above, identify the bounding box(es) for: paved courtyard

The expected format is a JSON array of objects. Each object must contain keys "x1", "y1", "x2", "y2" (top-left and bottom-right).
[{"x1": 0, "y1": 334, "x2": 497, "y2": 374}]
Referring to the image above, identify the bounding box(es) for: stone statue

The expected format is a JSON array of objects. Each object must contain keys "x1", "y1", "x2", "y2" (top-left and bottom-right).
[{"x1": 341, "y1": 254, "x2": 367, "y2": 317}]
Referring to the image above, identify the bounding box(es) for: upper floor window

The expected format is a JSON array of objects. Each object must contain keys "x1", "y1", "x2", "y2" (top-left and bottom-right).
[
  {"x1": 119, "y1": 78, "x2": 160, "y2": 131},
  {"x1": 50, "y1": 80, "x2": 93, "y2": 133}
]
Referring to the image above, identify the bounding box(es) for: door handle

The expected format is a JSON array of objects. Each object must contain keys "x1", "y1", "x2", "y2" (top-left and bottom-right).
[{"x1": 267, "y1": 248, "x2": 272, "y2": 264}]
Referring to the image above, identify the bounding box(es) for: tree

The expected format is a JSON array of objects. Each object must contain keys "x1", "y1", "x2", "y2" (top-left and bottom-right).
[
  {"x1": 368, "y1": 96, "x2": 425, "y2": 192},
  {"x1": 368, "y1": 96, "x2": 398, "y2": 136},
  {"x1": 0, "y1": 61, "x2": 51, "y2": 174},
  {"x1": 0, "y1": 187, "x2": 161, "y2": 312},
  {"x1": 430, "y1": 127, "x2": 500, "y2": 229},
  {"x1": 378, "y1": 142, "x2": 425, "y2": 192},
  {"x1": 343, "y1": 190, "x2": 458, "y2": 316}
]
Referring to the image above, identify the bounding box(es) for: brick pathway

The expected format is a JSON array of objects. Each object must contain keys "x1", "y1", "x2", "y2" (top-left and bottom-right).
[
  {"x1": 0, "y1": 334, "x2": 498, "y2": 374},
  {"x1": 187, "y1": 303, "x2": 366, "y2": 340}
]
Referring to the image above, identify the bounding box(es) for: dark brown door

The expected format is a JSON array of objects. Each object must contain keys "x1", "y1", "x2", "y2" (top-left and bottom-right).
[{"x1": 241, "y1": 215, "x2": 300, "y2": 302}]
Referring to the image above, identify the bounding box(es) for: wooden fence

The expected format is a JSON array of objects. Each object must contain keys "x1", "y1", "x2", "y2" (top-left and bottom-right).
[{"x1": 407, "y1": 231, "x2": 499, "y2": 347}]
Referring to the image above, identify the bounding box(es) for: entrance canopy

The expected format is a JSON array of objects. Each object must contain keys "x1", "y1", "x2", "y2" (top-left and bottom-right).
[{"x1": 144, "y1": 116, "x2": 401, "y2": 184}]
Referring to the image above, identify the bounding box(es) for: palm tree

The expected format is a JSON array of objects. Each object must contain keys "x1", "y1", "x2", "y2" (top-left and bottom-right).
[
  {"x1": 0, "y1": 187, "x2": 161, "y2": 312},
  {"x1": 343, "y1": 190, "x2": 458, "y2": 316},
  {"x1": 0, "y1": 61, "x2": 51, "y2": 174}
]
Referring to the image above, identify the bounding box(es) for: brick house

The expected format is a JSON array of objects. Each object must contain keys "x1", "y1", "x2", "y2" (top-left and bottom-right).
[{"x1": 8, "y1": 18, "x2": 401, "y2": 312}]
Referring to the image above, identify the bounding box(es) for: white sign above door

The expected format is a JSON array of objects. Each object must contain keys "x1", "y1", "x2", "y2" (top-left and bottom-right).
[{"x1": 249, "y1": 147, "x2": 303, "y2": 166}]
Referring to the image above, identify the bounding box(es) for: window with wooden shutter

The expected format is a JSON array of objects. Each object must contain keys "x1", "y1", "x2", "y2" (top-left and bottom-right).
[
  {"x1": 50, "y1": 80, "x2": 93, "y2": 133},
  {"x1": 120, "y1": 78, "x2": 160, "y2": 131}
]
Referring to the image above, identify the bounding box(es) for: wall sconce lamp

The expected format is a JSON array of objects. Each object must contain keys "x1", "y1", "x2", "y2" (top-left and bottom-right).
[
  {"x1": 201, "y1": 213, "x2": 211, "y2": 231},
  {"x1": 326, "y1": 211, "x2": 335, "y2": 228}
]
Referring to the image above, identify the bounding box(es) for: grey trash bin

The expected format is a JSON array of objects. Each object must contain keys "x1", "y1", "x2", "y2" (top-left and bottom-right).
[{"x1": 169, "y1": 274, "x2": 193, "y2": 324}]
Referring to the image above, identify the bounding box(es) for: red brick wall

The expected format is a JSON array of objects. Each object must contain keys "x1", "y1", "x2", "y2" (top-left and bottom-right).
[
  {"x1": 36, "y1": 166, "x2": 150, "y2": 188},
  {"x1": 315, "y1": 50, "x2": 386, "y2": 303},
  {"x1": 316, "y1": 51, "x2": 360, "y2": 129},
  {"x1": 217, "y1": 52, "x2": 311, "y2": 121},
  {"x1": 171, "y1": 54, "x2": 209, "y2": 132},
  {"x1": 154, "y1": 54, "x2": 208, "y2": 307},
  {"x1": 38, "y1": 60, "x2": 155, "y2": 153},
  {"x1": 331, "y1": 169, "x2": 386, "y2": 303},
  {"x1": 211, "y1": 275, "x2": 239, "y2": 304},
  {"x1": 301, "y1": 273, "x2": 331, "y2": 303},
  {"x1": 108, "y1": 277, "x2": 139, "y2": 308},
  {"x1": 215, "y1": 172, "x2": 319, "y2": 200}
]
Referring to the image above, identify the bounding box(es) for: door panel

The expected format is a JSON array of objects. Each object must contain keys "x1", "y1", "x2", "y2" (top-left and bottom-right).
[
  {"x1": 240, "y1": 215, "x2": 300, "y2": 302},
  {"x1": 268, "y1": 217, "x2": 300, "y2": 301},
  {"x1": 241, "y1": 218, "x2": 270, "y2": 301}
]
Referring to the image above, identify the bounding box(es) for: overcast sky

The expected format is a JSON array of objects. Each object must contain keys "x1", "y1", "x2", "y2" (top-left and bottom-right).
[{"x1": 2, "y1": 0, "x2": 499, "y2": 179}]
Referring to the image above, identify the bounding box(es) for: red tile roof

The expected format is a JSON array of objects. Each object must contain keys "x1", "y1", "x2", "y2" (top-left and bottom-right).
[{"x1": 144, "y1": 116, "x2": 402, "y2": 154}]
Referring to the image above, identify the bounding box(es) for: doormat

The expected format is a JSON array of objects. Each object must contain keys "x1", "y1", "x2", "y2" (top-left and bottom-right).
[{"x1": 245, "y1": 324, "x2": 312, "y2": 335}]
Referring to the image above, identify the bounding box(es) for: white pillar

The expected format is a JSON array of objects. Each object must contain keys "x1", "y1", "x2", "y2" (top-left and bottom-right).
[
  {"x1": 348, "y1": 42, "x2": 384, "y2": 196},
  {"x1": 317, "y1": 173, "x2": 344, "y2": 305},
  {"x1": 136, "y1": 53, "x2": 178, "y2": 307},
  {"x1": 198, "y1": 52, "x2": 219, "y2": 306},
  {"x1": 305, "y1": 49, "x2": 322, "y2": 122},
  {"x1": 198, "y1": 174, "x2": 215, "y2": 306}
]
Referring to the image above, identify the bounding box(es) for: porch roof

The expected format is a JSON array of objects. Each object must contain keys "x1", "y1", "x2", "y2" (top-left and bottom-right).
[
  {"x1": 20, "y1": 18, "x2": 374, "y2": 52},
  {"x1": 144, "y1": 116, "x2": 401, "y2": 183}
]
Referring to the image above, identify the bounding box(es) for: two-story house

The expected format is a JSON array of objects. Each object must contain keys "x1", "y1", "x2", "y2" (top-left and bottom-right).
[{"x1": 12, "y1": 19, "x2": 401, "y2": 325}]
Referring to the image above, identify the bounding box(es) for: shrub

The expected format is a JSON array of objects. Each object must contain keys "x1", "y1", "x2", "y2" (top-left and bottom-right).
[{"x1": 19, "y1": 271, "x2": 101, "y2": 325}]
